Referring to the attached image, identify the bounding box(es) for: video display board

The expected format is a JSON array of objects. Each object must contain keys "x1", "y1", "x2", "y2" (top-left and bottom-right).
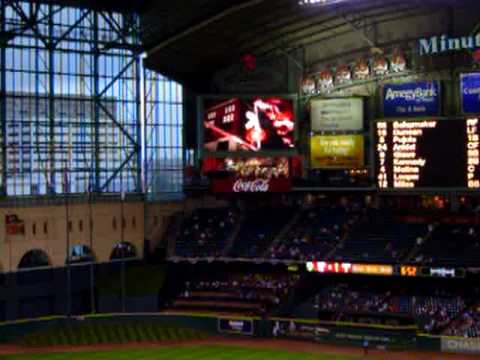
[
  {"x1": 202, "y1": 97, "x2": 296, "y2": 153},
  {"x1": 306, "y1": 261, "x2": 465, "y2": 278},
  {"x1": 375, "y1": 118, "x2": 480, "y2": 189},
  {"x1": 311, "y1": 97, "x2": 364, "y2": 132}
]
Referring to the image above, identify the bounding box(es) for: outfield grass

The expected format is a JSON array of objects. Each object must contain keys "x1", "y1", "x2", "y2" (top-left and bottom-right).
[{"x1": 0, "y1": 345, "x2": 361, "y2": 360}]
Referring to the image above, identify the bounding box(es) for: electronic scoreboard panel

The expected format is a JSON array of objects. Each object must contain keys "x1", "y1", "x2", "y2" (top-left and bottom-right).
[{"x1": 375, "y1": 118, "x2": 480, "y2": 189}]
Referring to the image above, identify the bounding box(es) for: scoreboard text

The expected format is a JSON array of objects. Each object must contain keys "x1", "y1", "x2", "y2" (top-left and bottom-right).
[{"x1": 376, "y1": 119, "x2": 480, "y2": 189}]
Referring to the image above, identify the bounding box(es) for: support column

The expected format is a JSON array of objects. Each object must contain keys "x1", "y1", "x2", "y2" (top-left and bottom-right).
[
  {"x1": 135, "y1": 54, "x2": 142, "y2": 193},
  {"x1": 93, "y1": 11, "x2": 101, "y2": 192},
  {"x1": 48, "y1": 4, "x2": 56, "y2": 194},
  {"x1": 0, "y1": 0, "x2": 7, "y2": 196}
]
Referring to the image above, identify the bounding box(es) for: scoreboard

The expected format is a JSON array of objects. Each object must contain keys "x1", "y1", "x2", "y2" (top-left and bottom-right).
[
  {"x1": 306, "y1": 261, "x2": 465, "y2": 278},
  {"x1": 375, "y1": 118, "x2": 480, "y2": 189}
]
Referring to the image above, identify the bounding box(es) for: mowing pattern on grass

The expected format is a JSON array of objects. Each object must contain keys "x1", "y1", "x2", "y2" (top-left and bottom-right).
[
  {"x1": 20, "y1": 323, "x2": 208, "y2": 347},
  {"x1": 0, "y1": 345, "x2": 360, "y2": 360}
]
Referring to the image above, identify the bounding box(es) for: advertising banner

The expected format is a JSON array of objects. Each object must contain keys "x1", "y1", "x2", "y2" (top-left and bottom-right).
[
  {"x1": 217, "y1": 318, "x2": 254, "y2": 336},
  {"x1": 5, "y1": 214, "x2": 25, "y2": 236},
  {"x1": 212, "y1": 178, "x2": 291, "y2": 193},
  {"x1": 203, "y1": 157, "x2": 289, "y2": 178},
  {"x1": 383, "y1": 81, "x2": 440, "y2": 117},
  {"x1": 461, "y1": 73, "x2": 480, "y2": 114},
  {"x1": 441, "y1": 337, "x2": 480, "y2": 354},
  {"x1": 310, "y1": 135, "x2": 364, "y2": 169},
  {"x1": 273, "y1": 320, "x2": 329, "y2": 341},
  {"x1": 311, "y1": 98, "x2": 364, "y2": 132},
  {"x1": 206, "y1": 157, "x2": 292, "y2": 193}
]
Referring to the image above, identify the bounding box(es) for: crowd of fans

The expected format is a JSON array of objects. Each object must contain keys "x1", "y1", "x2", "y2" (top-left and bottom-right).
[
  {"x1": 229, "y1": 208, "x2": 294, "y2": 258},
  {"x1": 443, "y1": 306, "x2": 480, "y2": 337},
  {"x1": 175, "y1": 208, "x2": 238, "y2": 258},
  {"x1": 173, "y1": 202, "x2": 480, "y2": 265},
  {"x1": 413, "y1": 224, "x2": 480, "y2": 266},
  {"x1": 301, "y1": 284, "x2": 480, "y2": 336},
  {"x1": 171, "y1": 200, "x2": 480, "y2": 338},
  {"x1": 415, "y1": 293, "x2": 466, "y2": 333},
  {"x1": 182, "y1": 274, "x2": 297, "y2": 304},
  {"x1": 170, "y1": 191, "x2": 480, "y2": 269},
  {"x1": 314, "y1": 284, "x2": 410, "y2": 316},
  {"x1": 174, "y1": 274, "x2": 299, "y2": 315},
  {"x1": 265, "y1": 205, "x2": 349, "y2": 261}
]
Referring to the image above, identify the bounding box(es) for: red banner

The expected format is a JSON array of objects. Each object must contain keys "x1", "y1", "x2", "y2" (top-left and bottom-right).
[
  {"x1": 212, "y1": 178, "x2": 291, "y2": 193},
  {"x1": 5, "y1": 214, "x2": 25, "y2": 236}
]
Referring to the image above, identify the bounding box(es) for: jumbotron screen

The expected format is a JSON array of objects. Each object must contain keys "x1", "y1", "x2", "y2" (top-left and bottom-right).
[
  {"x1": 202, "y1": 97, "x2": 295, "y2": 152},
  {"x1": 375, "y1": 119, "x2": 480, "y2": 189}
]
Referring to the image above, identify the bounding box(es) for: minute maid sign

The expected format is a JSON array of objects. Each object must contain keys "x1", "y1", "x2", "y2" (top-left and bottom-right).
[{"x1": 419, "y1": 33, "x2": 480, "y2": 55}]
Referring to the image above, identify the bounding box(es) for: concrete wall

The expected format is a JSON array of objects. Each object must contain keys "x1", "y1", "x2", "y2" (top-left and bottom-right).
[
  {"x1": 0, "y1": 201, "x2": 144, "y2": 271},
  {"x1": 145, "y1": 202, "x2": 184, "y2": 250}
]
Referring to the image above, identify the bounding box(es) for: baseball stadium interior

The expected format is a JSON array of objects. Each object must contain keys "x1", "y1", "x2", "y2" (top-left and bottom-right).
[{"x1": 2, "y1": 0, "x2": 480, "y2": 359}]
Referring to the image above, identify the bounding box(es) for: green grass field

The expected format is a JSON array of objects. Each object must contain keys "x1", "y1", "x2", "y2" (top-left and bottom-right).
[{"x1": 0, "y1": 345, "x2": 361, "y2": 360}]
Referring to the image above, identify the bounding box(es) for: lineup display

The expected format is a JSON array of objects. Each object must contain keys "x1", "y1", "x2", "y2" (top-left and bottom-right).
[{"x1": 375, "y1": 119, "x2": 480, "y2": 189}]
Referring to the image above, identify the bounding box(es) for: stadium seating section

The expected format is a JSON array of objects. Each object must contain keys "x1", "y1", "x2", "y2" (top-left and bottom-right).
[
  {"x1": 172, "y1": 204, "x2": 480, "y2": 266},
  {"x1": 170, "y1": 202, "x2": 480, "y2": 338},
  {"x1": 170, "y1": 273, "x2": 299, "y2": 316},
  {"x1": 175, "y1": 208, "x2": 238, "y2": 258}
]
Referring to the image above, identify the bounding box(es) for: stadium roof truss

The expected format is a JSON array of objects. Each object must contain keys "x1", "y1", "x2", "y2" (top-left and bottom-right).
[{"x1": 0, "y1": 0, "x2": 184, "y2": 198}]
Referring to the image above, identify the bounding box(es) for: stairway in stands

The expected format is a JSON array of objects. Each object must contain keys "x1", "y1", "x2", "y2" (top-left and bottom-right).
[
  {"x1": 333, "y1": 209, "x2": 427, "y2": 263},
  {"x1": 229, "y1": 207, "x2": 294, "y2": 258}
]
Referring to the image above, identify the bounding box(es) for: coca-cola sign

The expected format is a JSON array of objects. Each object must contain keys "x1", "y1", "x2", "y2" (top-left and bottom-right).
[
  {"x1": 233, "y1": 179, "x2": 270, "y2": 192},
  {"x1": 212, "y1": 178, "x2": 291, "y2": 193}
]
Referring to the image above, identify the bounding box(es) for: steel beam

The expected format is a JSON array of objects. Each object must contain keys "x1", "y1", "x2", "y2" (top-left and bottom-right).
[
  {"x1": 48, "y1": 3, "x2": 56, "y2": 194},
  {"x1": 0, "y1": 0, "x2": 7, "y2": 195},
  {"x1": 135, "y1": 53, "x2": 142, "y2": 193},
  {"x1": 93, "y1": 11, "x2": 101, "y2": 193},
  {"x1": 146, "y1": 0, "x2": 265, "y2": 56},
  {"x1": 100, "y1": 149, "x2": 136, "y2": 191}
]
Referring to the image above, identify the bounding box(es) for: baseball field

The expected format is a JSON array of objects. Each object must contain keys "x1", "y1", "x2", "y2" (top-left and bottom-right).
[
  {"x1": 0, "y1": 345, "x2": 361, "y2": 360},
  {"x1": 1, "y1": 339, "x2": 479, "y2": 360}
]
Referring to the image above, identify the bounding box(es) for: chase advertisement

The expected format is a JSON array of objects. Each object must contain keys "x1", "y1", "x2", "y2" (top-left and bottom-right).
[
  {"x1": 442, "y1": 337, "x2": 480, "y2": 354},
  {"x1": 203, "y1": 97, "x2": 295, "y2": 152},
  {"x1": 461, "y1": 73, "x2": 480, "y2": 114},
  {"x1": 383, "y1": 81, "x2": 440, "y2": 117}
]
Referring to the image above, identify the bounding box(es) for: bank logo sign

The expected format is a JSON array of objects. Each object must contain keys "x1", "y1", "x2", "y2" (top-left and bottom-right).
[
  {"x1": 419, "y1": 34, "x2": 480, "y2": 55},
  {"x1": 383, "y1": 81, "x2": 440, "y2": 117},
  {"x1": 461, "y1": 73, "x2": 480, "y2": 114}
]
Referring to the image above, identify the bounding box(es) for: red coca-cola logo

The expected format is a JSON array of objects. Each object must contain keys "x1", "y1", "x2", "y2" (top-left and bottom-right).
[{"x1": 232, "y1": 179, "x2": 270, "y2": 192}]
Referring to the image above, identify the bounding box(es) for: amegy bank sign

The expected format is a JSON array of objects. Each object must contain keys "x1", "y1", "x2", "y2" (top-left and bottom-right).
[{"x1": 419, "y1": 33, "x2": 480, "y2": 55}]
